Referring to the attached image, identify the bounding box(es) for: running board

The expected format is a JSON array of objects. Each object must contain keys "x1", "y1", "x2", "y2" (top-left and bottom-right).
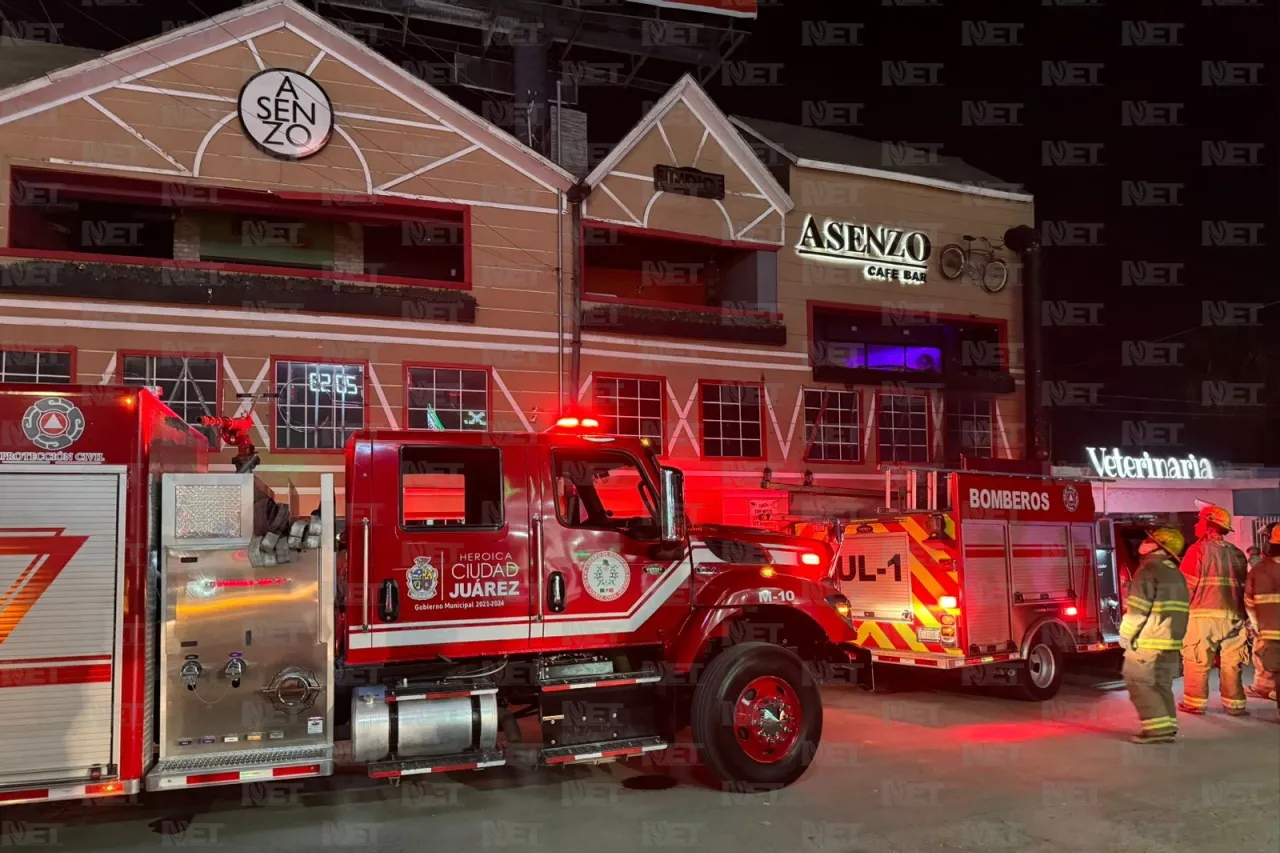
[
  {"x1": 146, "y1": 745, "x2": 333, "y2": 791},
  {"x1": 538, "y1": 671, "x2": 661, "y2": 692},
  {"x1": 540, "y1": 736, "x2": 668, "y2": 765},
  {"x1": 367, "y1": 749, "x2": 506, "y2": 779}
]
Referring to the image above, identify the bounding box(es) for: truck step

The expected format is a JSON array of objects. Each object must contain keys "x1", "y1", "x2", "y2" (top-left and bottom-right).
[
  {"x1": 538, "y1": 670, "x2": 661, "y2": 692},
  {"x1": 387, "y1": 680, "x2": 497, "y2": 702},
  {"x1": 367, "y1": 749, "x2": 506, "y2": 779},
  {"x1": 540, "y1": 736, "x2": 668, "y2": 765},
  {"x1": 146, "y1": 745, "x2": 333, "y2": 791}
]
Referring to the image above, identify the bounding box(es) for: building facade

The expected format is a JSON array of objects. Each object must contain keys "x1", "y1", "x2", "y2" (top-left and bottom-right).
[{"x1": 0, "y1": 0, "x2": 1034, "y2": 522}]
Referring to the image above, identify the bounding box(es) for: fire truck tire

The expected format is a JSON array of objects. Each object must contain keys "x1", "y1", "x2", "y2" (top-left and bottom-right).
[
  {"x1": 691, "y1": 643, "x2": 822, "y2": 786},
  {"x1": 1016, "y1": 636, "x2": 1065, "y2": 701}
]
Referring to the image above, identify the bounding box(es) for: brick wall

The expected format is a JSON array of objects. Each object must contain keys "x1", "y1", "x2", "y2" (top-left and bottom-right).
[
  {"x1": 333, "y1": 223, "x2": 363, "y2": 275},
  {"x1": 173, "y1": 214, "x2": 200, "y2": 261}
]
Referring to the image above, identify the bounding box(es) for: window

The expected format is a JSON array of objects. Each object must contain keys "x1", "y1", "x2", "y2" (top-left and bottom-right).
[
  {"x1": 121, "y1": 355, "x2": 219, "y2": 443},
  {"x1": 553, "y1": 450, "x2": 658, "y2": 537},
  {"x1": 0, "y1": 350, "x2": 71, "y2": 383},
  {"x1": 877, "y1": 394, "x2": 929, "y2": 463},
  {"x1": 275, "y1": 360, "x2": 366, "y2": 450},
  {"x1": 593, "y1": 375, "x2": 663, "y2": 440},
  {"x1": 406, "y1": 367, "x2": 489, "y2": 431},
  {"x1": 700, "y1": 382, "x2": 763, "y2": 459},
  {"x1": 803, "y1": 389, "x2": 861, "y2": 462},
  {"x1": 401, "y1": 446, "x2": 503, "y2": 528},
  {"x1": 947, "y1": 398, "x2": 994, "y2": 460}
]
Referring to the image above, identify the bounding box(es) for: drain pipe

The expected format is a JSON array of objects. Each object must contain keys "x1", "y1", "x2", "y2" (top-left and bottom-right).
[
  {"x1": 1005, "y1": 224, "x2": 1047, "y2": 461},
  {"x1": 567, "y1": 181, "x2": 589, "y2": 409}
]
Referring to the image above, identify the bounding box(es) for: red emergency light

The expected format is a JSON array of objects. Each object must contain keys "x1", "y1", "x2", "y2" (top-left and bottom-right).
[{"x1": 555, "y1": 416, "x2": 600, "y2": 429}]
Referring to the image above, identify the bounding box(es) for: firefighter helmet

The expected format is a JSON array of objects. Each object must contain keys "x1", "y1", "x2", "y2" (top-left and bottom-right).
[
  {"x1": 1268, "y1": 524, "x2": 1280, "y2": 546},
  {"x1": 1195, "y1": 502, "x2": 1233, "y2": 532},
  {"x1": 1146, "y1": 526, "x2": 1186, "y2": 559}
]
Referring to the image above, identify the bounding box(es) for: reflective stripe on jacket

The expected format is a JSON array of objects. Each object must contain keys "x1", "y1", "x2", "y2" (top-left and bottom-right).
[
  {"x1": 1120, "y1": 553, "x2": 1191, "y2": 651},
  {"x1": 1245, "y1": 559, "x2": 1280, "y2": 641},
  {"x1": 1180, "y1": 536, "x2": 1247, "y2": 619}
]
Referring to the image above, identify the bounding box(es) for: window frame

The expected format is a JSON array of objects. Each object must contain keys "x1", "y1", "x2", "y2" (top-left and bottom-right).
[
  {"x1": 398, "y1": 444, "x2": 506, "y2": 533},
  {"x1": 117, "y1": 350, "x2": 222, "y2": 444},
  {"x1": 945, "y1": 396, "x2": 996, "y2": 461},
  {"x1": 270, "y1": 356, "x2": 370, "y2": 454},
  {"x1": 402, "y1": 362, "x2": 493, "y2": 433},
  {"x1": 550, "y1": 447, "x2": 661, "y2": 536},
  {"x1": 591, "y1": 372, "x2": 666, "y2": 442},
  {"x1": 802, "y1": 387, "x2": 863, "y2": 464},
  {"x1": 698, "y1": 379, "x2": 767, "y2": 461},
  {"x1": 0, "y1": 347, "x2": 76, "y2": 384},
  {"x1": 875, "y1": 391, "x2": 932, "y2": 465}
]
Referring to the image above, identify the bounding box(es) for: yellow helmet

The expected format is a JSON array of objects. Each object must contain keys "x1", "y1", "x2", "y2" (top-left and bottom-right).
[{"x1": 1147, "y1": 526, "x2": 1186, "y2": 558}]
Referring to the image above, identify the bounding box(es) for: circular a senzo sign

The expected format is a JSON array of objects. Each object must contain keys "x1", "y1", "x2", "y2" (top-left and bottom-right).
[{"x1": 237, "y1": 68, "x2": 334, "y2": 161}]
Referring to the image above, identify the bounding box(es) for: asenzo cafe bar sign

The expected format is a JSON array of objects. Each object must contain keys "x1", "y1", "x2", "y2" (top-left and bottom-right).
[
  {"x1": 1087, "y1": 447, "x2": 1214, "y2": 480},
  {"x1": 796, "y1": 215, "x2": 933, "y2": 284}
]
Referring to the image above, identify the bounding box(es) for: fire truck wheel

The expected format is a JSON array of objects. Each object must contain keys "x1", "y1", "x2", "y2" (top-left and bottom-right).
[
  {"x1": 691, "y1": 642, "x2": 822, "y2": 786},
  {"x1": 1017, "y1": 636, "x2": 1065, "y2": 701}
]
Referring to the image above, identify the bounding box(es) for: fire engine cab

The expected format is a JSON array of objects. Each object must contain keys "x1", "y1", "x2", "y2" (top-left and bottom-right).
[
  {"x1": 0, "y1": 386, "x2": 853, "y2": 807},
  {"x1": 794, "y1": 469, "x2": 1123, "y2": 699}
]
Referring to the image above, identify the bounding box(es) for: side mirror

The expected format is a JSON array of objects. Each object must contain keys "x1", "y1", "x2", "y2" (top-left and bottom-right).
[{"x1": 659, "y1": 466, "x2": 687, "y2": 545}]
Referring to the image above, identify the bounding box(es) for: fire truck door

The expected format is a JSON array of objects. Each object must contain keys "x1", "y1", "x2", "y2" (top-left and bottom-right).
[
  {"x1": 0, "y1": 469, "x2": 125, "y2": 789},
  {"x1": 349, "y1": 442, "x2": 535, "y2": 658},
  {"x1": 1093, "y1": 519, "x2": 1122, "y2": 641},
  {"x1": 535, "y1": 447, "x2": 677, "y2": 646}
]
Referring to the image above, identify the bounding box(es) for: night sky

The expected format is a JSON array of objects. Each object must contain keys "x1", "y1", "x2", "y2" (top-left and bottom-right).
[{"x1": 1, "y1": 0, "x2": 1275, "y2": 466}]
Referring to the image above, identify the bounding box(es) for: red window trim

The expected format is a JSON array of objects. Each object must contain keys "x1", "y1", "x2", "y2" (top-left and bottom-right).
[
  {"x1": 579, "y1": 220, "x2": 784, "y2": 323},
  {"x1": 697, "y1": 379, "x2": 767, "y2": 462},
  {"x1": 402, "y1": 362, "x2": 493, "y2": 433},
  {"x1": 116, "y1": 350, "x2": 224, "y2": 446},
  {"x1": 582, "y1": 219, "x2": 782, "y2": 252},
  {"x1": 801, "y1": 387, "x2": 863, "y2": 465},
  {"x1": 0, "y1": 247, "x2": 469, "y2": 292},
  {"x1": 6, "y1": 167, "x2": 473, "y2": 291},
  {"x1": 806, "y1": 299, "x2": 1011, "y2": 372},
  {"x1": 874, "y1": 390, "x2": 932, "y2": 466},
  {"x1": 591, "y1": 372, "x2": 667, "y2": 442},
  {"x1": 270, "y1": 357, "x2": 372, "y2": 455},
  {"x1": 0, "y1": 346, "x2": 78, "y2": 384}
]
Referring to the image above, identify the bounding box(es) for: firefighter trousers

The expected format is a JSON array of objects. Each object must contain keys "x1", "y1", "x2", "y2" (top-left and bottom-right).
[
  {"x1": 1252, "y1": 639, "x2": 1276, "y2": 697},
  {"x1": 1181, "y1": 617, "x2": 1249, "y2": 712},
  {"x1": 1123, "y1": 649, "x2": 1181, "y2": 734}
]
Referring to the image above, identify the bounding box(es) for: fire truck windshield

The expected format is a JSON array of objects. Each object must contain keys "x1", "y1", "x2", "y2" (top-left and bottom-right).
[{"x1": 553, "y1": 449, "x2": 660, "y2": 538}]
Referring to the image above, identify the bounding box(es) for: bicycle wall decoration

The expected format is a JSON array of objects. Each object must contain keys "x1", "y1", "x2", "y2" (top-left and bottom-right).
[{"x1": 938, "y1": 235, "x2": 1009, "y2": 293}]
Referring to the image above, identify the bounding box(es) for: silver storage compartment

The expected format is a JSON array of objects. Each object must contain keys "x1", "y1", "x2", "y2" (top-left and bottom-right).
[{"x1": 153, "y1": 474, "x2": 334, "y2": 775}]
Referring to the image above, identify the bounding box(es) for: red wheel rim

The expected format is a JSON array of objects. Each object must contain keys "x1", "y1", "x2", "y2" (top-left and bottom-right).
[{"x1": 732, "y1": 676, "x2": 802, "y2": 764}]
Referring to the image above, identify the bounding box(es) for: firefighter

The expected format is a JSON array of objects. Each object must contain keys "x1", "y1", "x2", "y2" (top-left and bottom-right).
[
  {"x1": 1119, "y1": 527, "x2": 1190, "y2": 743},
  {"x1": 1177, "y1": 503, "x2": 1250, "y2": 716},
  {"x1": 1245, "y1": 526, "x2": 1280, "y2": 705}
]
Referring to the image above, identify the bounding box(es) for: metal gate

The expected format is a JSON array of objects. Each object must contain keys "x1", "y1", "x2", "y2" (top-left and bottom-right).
[{"x1": 0, "y1": 469, "x2": 125, "y2": 788}]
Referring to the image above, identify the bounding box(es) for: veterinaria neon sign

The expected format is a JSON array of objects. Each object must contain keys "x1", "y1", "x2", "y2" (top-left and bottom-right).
[{"x1": 1086, "y1": 447, "x2": 1213, "y2": 480}]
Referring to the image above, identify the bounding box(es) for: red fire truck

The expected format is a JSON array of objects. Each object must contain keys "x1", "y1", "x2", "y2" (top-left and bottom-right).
[
  {"x1": 792, "y1": 469, "x2": 1123, "y2": 699},
  {"x1": 0, "y1": 385, "x2": 855, "y2": 806}
]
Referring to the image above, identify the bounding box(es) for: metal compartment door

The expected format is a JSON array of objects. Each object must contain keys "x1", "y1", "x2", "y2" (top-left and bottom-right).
[
  {"x1": 961, "y1": 521, "x2": 1013, "y2": 650},
  {"x1": 1008, "y1": 523, "x2": 1073, "y2": 602},
  {"x1": 836, "y1": 532, "x2": 913, "y2": 622},
  {"x1": 0, "y1": 470, "x2": 124, "y2": 787}
]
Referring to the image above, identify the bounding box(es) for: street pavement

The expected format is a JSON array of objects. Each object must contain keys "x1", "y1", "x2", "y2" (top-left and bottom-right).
[{"x1": 4, "y1": 664, "x2": 1277, "y2": 852}]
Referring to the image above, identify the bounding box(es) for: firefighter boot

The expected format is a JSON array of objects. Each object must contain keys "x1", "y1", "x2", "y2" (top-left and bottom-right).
[{"x1": 1245, "y1": 640, "x2": 1276, "y2": 700}]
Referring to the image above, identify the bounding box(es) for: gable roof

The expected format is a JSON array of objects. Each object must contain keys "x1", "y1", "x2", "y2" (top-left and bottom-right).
[
  {"x1": 586, "y1": 73, "x2": 793, "y2": 215},
  {"x1": 0, "y1": 41, "x2": 104, "y2": 89},
  {"x1": 0, "y1": 0, "x2": 575, "y2": 192},
  {"x1": 731, "y1": 115, "x2": 1033, "y2": 203}
]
